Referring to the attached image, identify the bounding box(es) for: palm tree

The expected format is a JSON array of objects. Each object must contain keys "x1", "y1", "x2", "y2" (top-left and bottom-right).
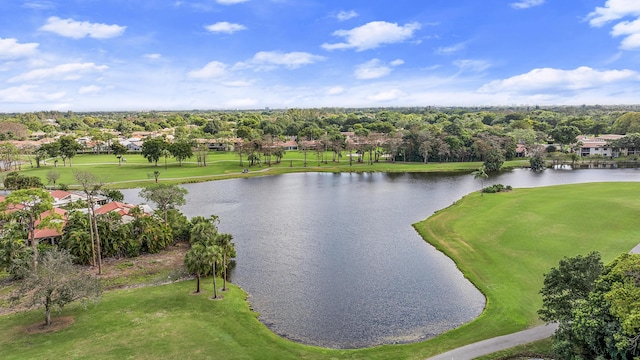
[
  {"x1": 215, "y1": 233, "x2": 235, "y2": 291},
  {"x1": 472, "y1": 166, "x2": 489, "y2": 195},
  {"x1": 184, "y1": 243, "x2": 209, "y2": 293},
  {"x1": 210, "y1": 244, "x2": 223, "y2": 299}
]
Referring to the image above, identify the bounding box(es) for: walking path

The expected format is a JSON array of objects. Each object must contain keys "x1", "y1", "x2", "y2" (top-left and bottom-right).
[{"x1": 426, "y1": 323, "x2": 558, "y2": 360}]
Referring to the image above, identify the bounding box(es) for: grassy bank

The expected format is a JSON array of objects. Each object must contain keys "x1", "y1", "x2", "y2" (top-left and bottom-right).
[
  {"x1": 2, "y1": 181, "x2": 638, "y2": 358},
  {"x1": 412, "y1": 182, "x2": 640, "y2": 354},
  {"x1": 13, "y1": 152, "x2": 528, "y2": 189}
]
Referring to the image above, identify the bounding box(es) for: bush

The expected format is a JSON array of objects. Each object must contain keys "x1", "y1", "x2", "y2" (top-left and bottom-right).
[{"x1": 482, "y1": 184, "x2": 511, "y2": 193}]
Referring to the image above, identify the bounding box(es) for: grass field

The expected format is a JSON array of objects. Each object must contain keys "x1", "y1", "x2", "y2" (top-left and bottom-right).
[
  {"x1": 2, "y1": 181, "x2": 639, "y2": 359},
  {"x1": 11, "y1": 152, "x2": 529, "y2": 189}
]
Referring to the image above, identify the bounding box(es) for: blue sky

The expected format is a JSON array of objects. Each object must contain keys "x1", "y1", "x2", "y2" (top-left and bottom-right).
[{"x1": 1, "y1": 0, "x2": 640, "y2": 112}]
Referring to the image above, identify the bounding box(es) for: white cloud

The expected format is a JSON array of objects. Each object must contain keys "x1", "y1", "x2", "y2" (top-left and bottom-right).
[
  {"x1": 586, "y1": 1, "x2": 640, "y2": 49},
  {"x1": 234, "y1": 51, "x2": 325, "y2": 71},
  {"x1": 322, "y1": 21, "x2": 421, "y2": 51},
  {"x1": 454, "y1": 59, "x2": 491, "y2": 73},
  {"x1": 144, "y1": 53, "x2": 162, "y2": 60},
  {"x1": 0, "y1": 38, "x2": 39, "y2": 59},
  {"x1": 9, "y1": 62, "x2": 109, "y2": 82},
  {"x1": 586, "y1": 0, "x2": 640, "y2": 27},
  {"x1": 354, "y1": 59, "x2": 404, "y2": 80},
  {"x1": 79, "y1": 85, "x2": 102, "y2": 94},
  {"x1": 326, "y1": 86, "x2": 345, "y2": 95},
  {"x1": 368, "y1": 89, "x2": 404, "y2": 102},
  {"x1": 40, "y1": 16, "x2": 126, "y2": 39},
  {"x1": 336, "y1": 10, "x2": 358, "y2": 21},
  {"x1": 188, "y1": 61, "x2": 228, "y2": 79},
  {"x1": 205, "y1": 22, "x2": 247, "y2": 34},
  {"x1": 216, "y1": 0, "x2": 249, "y2": 4},
  {"x1": 479, "y1": 66, "x2": 639, "y2": 93},
  {"x1": 510, "y1": 0, "x2": 544, "y2": 10},
  {"x1": 0, "y1": 85, "x2": 65, "y2": 103},
  {"x1": 436, "y1": 42, "x2": 465, "y2": 55},
  {"x1": 22, "y1": 1, "x2": 55, "y2": 10}
]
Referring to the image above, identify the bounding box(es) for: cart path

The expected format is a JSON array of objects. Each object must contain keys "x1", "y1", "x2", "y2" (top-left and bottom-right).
[{"x1": 426, "y1": 323, "x2": 558, "y2": 360}]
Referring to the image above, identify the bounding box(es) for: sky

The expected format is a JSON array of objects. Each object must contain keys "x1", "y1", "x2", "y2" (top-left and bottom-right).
[{"x1": 1, "y1": 0, "x2": 640, "y2": 112}]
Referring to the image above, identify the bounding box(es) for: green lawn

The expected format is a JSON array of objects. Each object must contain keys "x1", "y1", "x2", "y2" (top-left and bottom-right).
[
  {"x1": 2, "y1": 182, "x2": 639, "y2": 359},
  {"x1": 13, "y1": 152, "x2": 528, "y2": 189}
]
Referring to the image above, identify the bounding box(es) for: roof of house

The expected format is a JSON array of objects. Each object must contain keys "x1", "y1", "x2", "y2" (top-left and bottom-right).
[{"x1": 33, "y1": 207, "x2": 68, "y2": 239}]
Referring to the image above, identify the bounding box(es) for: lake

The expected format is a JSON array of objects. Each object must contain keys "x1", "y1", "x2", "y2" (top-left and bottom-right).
[{"x1": 122, "y1": 168, "x2": 640, "y2": 348}]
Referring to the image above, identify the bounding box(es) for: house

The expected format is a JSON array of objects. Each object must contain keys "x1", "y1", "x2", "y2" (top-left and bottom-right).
[
  {"x1": 33, "y1": 207, "x2": 68, "y2": 245},
  {"x1": 576, "y1": 135, "x2": 624, "y2": 157},
  {"x1": 95, "y1": 201, "x2": 152, "y2": 223}
]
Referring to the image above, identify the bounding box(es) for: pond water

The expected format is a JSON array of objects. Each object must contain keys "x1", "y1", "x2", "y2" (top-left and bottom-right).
[{"x1": 121, "y1": 168, "x2": 640, "y2": 349}]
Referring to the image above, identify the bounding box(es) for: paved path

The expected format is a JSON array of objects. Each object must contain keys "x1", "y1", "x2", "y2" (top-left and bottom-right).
[{"x1": 426, "y1": 323, "x2": 558, "y2": 360}]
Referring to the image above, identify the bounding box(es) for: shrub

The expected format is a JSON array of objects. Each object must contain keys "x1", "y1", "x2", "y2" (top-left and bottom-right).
[{"x1": 482, "y1": 184, "x2": 511, "y2": 193}]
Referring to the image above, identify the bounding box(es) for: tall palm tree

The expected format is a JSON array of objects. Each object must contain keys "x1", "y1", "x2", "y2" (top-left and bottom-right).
[
  {"x1": 184, "y1": 243, "x2": 209, "y2": 293},
  {"x1": 210, "y1": 244, "x2": 223, "y2": 299},
  {"x1": 215, "y1": 233, "x2": 235, "y2": 291}
]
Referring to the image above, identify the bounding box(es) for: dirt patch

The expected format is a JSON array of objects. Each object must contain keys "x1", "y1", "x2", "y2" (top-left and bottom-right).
[{"x1": 23, "y1": 316, "x2": 74, "y2": 334}]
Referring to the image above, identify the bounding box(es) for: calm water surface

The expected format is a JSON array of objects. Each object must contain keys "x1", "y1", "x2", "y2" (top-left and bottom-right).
[{"x1": 122, "y1": 168, "x2": 640, "y2": 348}]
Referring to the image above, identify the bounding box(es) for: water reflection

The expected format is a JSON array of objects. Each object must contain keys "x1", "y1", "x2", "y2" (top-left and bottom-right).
[{"x1": 122, "y1": 168, "x2": 639, "y2": 348}]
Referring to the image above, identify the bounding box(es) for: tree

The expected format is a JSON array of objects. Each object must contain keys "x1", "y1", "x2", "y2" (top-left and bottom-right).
[
  {"x1": 46, "y1": 170, "x2": 60, "y2": 189},
  {"x1": 550, "y1": 125, "x2": 581, "y2": 153},
  {"x1": 139, "y1": 183, "x2": 188, "y2": 225},
  {"x1": 141, "y1": 137, "x2": 166, "y2": 166},
  {"x1": 184, "y1": 243, "x2": 210, "y2": 293},
  {"x1": 0, "y1": 188, "x2": 58, "y2": 269},
  {"x1": 483, "y1": 147, "x2": 504, "y2": 172},
  {"x1": 529, "y1": 151, "x2": 546, "y2": 172},
  {"x1": 215, "y1": 233, "x2": 235, "y2": 292},
  {"x1": 168, "y1": 140, "x2": 193, "y2": 166},
  {"x1": 101, "y1": 189, "x2": 124, "y2": 202},
  {"x1": 12, "y1": 249, "x2": 101, "y2": 326},
  {"x1": 74, "y1": 170, "x2": 104, "y2": 274},
  {"x1": 110, "y1": 142, "x2": 128, "y2": 166},
  {"x1": 471, "y1": 166, "x2": 488, "y2": 193},
  {"x1": 57, "y1": 135, "x2": 82, "y2": 167},
  {"x1": 3, "y1": 172, "x2": 44, "y2": 189},
  {"x1": 0, "y1": 220, "x2": 29, "y2": 276},
  {"x1": 539, "y1": 252, "x2": 604, "y2": 323}
]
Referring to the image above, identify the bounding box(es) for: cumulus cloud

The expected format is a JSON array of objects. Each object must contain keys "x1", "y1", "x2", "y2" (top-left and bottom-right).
[
  {"x1": 586, "y1": 1, "x2": 640, "y2": 49},
  {"x1": 322, "y1": 21, "x2": 421, "y2": 51},
  {"x1": 354, "y1": 58, "x2": 404, "y2": 80},
  {"x1": 40, "y1": 16, "x2": 126, "y2": 39},
  {"x1": 216, "y1": 0, "x2": 249, "y2": 4},
  {"x1": 205, "y1": 22, "x2": 247, "y2": 34},
  {"x1": 586, "y1": 0, "x2": 640, "y2": 27},
  {"x1": 510, "y1": 0, "x2": 544, "y2": 9},
  {"x1": 0, "y1": 38, "x2": 39, "y2": 59},
  {"x1": 188, "y1": 61, "x2": 228, "y2": 79},
  {"x1": 234, "y1": 51, "x2": 325, "y2": 71},
  {"x1": 479, "y1": 66, "x2": 639, "y2": 93},
  {"x1": 9, "y1": 62, "x2": 109, "y2": 82},
  {"x1": 336, "y1": 10, "x2": 358, "y2": 21}
]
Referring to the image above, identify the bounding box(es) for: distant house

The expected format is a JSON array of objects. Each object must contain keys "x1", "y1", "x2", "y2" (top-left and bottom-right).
[
  {"x1": 120, "y1": 138, "x2": 143, "y2": 152},
  {"x1": 576, "y1": 135, "x2": 624, "y2": 157}
]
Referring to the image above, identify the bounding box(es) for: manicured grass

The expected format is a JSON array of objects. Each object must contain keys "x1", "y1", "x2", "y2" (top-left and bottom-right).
[
  {"x1": 412, "y1": 182, "x2": 640, "y2": 354},
  {"x1": 14, "y1": 152, "x2": 528, "y2": 189},
  {"x1": 2, "y1": 181, "x2": 638, "y2": 358}
]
